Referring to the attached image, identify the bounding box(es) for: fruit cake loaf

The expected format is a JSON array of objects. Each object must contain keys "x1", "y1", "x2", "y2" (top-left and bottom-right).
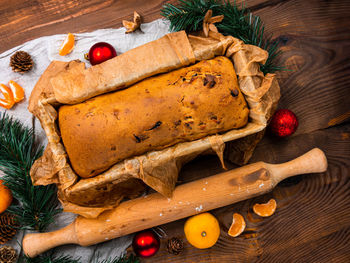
[{"x1": 58, "y1": 56, "x2": 249, "y2": 178}]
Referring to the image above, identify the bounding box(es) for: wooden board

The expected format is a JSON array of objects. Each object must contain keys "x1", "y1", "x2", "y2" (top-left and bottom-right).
[
  {"x1": 0, "y1": 0, "x2": 349, "y2": 261},
  {"x1": 1, "y1": 0, "x2": 348, "y2": 134},
  {"x1": 144, "y1": 124, "x2": 350, "y2": 262}
]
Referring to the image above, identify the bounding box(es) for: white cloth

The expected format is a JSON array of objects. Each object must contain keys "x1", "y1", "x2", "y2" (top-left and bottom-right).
[{"x1": 0, "y1": 19, "x2": 170, "y2": 260}]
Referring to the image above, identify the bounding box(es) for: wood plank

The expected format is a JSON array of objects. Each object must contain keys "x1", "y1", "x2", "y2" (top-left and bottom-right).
[
  {"x1": 251, "y1": 0, "x2": 350, "y2": 134},
  {"x1": 0, "y1": 0, "x2": 178, "y2": 53},
  {"x1": 143, "y1": 123, "x2": 350, "y2": 262},
  {"x1": 0, "y1": 0, "x2": 349, "y2": 261},
  {"x1": 0, "y1": 0, "x2": 349, "y2": 133}
]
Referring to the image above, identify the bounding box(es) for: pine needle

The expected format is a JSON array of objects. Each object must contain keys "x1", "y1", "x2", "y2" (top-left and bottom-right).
[
  {"x1": 93, "y1": 254, "x2": 140, "y2": 263},
  {"x1": 19, "y1": 253, "x2": 80, "y2": 263},
  {"x1": 0, "y1": 112, "x2": 61, "y2": 232},
  {"x1": 161, "y1": 0, "x2": 285, "y2": 74},
  {"x1": 19, "y1": 253, "x2": 139, "y2": 263}
]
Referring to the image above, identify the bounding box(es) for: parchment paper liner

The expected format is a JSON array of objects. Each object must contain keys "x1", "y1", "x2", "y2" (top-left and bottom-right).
[{"x1": 29, "y1": 31, "x2": 280, "y2": 218}]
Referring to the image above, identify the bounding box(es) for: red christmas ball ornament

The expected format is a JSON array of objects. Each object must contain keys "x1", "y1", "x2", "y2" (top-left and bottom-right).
[
  {"x1": 269, "y1": 109, "x2": 298, "y2": 137},
  {"x1": 88, "y1": 42, "x2": 117, "y2": 65},
  {"x1": 132, "y1": 230, "x2": 160, "y2": 258}
]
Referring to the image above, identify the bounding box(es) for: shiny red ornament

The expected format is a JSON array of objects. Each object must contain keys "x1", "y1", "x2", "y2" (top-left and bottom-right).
[
  {"x1": 269, "y1": 109, "x2": 298, "y2": 137},
  {"x1": 88, "y1": 42, "x2": 117, "y2": 65},
  {"x1": 132, "y1": 230, "x2": 160, "y2": 258}
]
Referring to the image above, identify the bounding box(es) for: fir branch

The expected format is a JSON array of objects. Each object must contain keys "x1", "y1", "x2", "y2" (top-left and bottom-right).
[
  {"x1": 93, "y1": 254, "x2": 140, "y2": 263},
  {"x1": 161, "y1": 0, "x2": 221, "y2": 32},
  {"x1": 19, "y1": 253, "x2": 139, "y2": 263},
  {"x1": 161, "y1": 0, "x2": 285, "y2": 74},
  {"x1": 0, "y1": 112, "x2": 61, "y2": 231},
  {"x1": 19, "y1": 253, "x2": 80, "y2": 263}
]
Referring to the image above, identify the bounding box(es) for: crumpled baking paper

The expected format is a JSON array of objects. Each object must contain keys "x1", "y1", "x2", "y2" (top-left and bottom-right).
[{"x1": 0, "y1": 18, "x2": 171, "y2": 261}]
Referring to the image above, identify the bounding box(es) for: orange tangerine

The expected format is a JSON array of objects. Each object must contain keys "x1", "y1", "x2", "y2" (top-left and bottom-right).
[
  {"x1": 59, "y1": 33, "x2": 75, "y2": 56},
  {"x1": 253, "y1": 199, "x2": 277, "y2": 217},
  {"x1": 184, "y1": 212, "x2": 220, "y2": 249},
  {"x1": 228, "y1": 213, "x2": 246, "y2": 237},
  {"x1": 0, "y1": 99, "x2": 15, "y2": 110},
  {"x1": 0, "y1": 180, "x2": 13, "y2": 214},
  {"x1": 0, "y1": 84, "x2": 15, "y2": 110},
  {"x1": 8, "y1": 80, "x2": 24, "y2": 103}
]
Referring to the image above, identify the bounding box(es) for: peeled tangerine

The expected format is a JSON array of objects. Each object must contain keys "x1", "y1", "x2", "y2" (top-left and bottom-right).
[
  {"x1": 0, "y1": 84, "x2": 15, "y2": 110},
  {"x1": 59, "y1": 33, "x2": 75, "y2": 56},
  {"x1": 184, "y1": 212, "x2": 220, "y2": 249},
  {"x1": 228, "y1": 213, "x2": 246, "y2": 237},
  {"x1": 253, "y1": 199, "x2": 277, "y2": 217},
  {"x1": 0, "y1": 180, "x2": 13, "y2": 214},
  {"x1": 8, "y1": 80, "x2": 24, "y2": 103}
]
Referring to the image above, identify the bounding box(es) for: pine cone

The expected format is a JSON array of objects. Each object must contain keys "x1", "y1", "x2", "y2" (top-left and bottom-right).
[
  {"x1": 167, "y1": 237, "x2": 184, "y2": 255},
  {"x1": 0, "y1": 246, "x2": 17, "y2": 263},
  {"x1": 0, "y1": 213, "x2": 18, "y2": 245},
  {"x1": 10, "y1": 51, "x2": 34, "y2": 73}
]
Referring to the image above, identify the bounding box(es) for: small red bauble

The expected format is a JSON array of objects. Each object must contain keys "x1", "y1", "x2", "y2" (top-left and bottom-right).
[
  {"x1": 132, "y1": 230, "x2": 160, "y2": 258},
  {"x1": 269, "y1": 109, "x2": 298, "y2": 137},
  {"x1": 88, "y1": 42, "x2": 117, "y2": 65}
]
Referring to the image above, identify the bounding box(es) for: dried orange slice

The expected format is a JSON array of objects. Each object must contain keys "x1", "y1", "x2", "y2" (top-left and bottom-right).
[
  {"x1": 8, "y1": 80, "x2": 24, "y2": 103},
  {"x1": 0, "y1": 84, "x2": 15, "y2": 109},
  {"x1": 228, "y1": 213, "x2": 246, "y2": 237},
  {"x1": 59, "y1": 33, "x2": 75, "y2": 56},
  {"x1": 253, "y1": 199, "x2": 277, "y2": 217}
]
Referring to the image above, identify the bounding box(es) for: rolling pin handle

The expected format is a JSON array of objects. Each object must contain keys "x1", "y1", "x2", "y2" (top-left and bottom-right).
[
  {"x1": 269, "y1": 148, "x2": 328, "y2": 183},
  {"x1": 22, "y1": 222, "x2": 78, "y2": 258}
]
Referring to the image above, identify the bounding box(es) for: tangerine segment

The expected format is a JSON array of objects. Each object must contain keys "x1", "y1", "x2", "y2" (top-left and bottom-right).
[
  {"x1": 184, "y1": 212, "x2": 220, "y2": 249},
  {"x1": 59, "y1": 33, "x2": 75, "y2": 56},
  {"x1": 8, "y1": 80, "x2": 25, "y2": 103},
  {"x1": 253, "y1": 198, "x2": 277, "y2": 217},
  {"x1": 228, "y1": 213, "x2": 246, "y2": 237},
  {"x1": 0, "y1": 180, "x2": 13, "y2": 214},
  {"x1": 0, "y1": 99, "x2": 15, "y2": 110},
  {"x1": 0, "y1": 84, "x2": 14, "y2": 109}
]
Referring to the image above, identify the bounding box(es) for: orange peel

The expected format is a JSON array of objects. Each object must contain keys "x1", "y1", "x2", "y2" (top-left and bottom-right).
[
  {"x1": 59, "y1": 33, "x2": 75, "y2": 56},
  {"x1": 202, "y1": 10, "x2": 224, "y2": 37},
  {"x1": 228, "y1": 213, "x2": 246, "y2": 237},
  {"x1": 253, "y1": 198, "x2": 277, "y2": 217},
  {"x1": 8, "y1": 80, "x2": 25, "y2": 103},
  {"x1": 0, "y1": 84, "x2": 15, "y2": 110},
  {"x1": 122, "y1": 11, "x2": 141, "y2": 33}
]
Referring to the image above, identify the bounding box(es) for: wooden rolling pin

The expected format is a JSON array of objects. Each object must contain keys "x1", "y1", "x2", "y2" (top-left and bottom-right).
[{"x1": 23, "y1": 148, "x2": 327, "y2": 257}]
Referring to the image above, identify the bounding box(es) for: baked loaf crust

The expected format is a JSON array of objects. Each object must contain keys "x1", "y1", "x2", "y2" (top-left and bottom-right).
[{"x1": 58, "y1": 56, "x2": 249, "y2": 178}]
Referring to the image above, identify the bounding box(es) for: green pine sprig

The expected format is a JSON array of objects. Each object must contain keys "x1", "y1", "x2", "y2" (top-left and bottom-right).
[
  {"x1": 19, "y1": 254, "x2": 80, "y2": 263},
  {"x1": 0, "y1": 112, "x2": 139, "y2": 262},
  {"x1": 93, "y1": 254, "x2": 140, "y2": 263},
  {"x1": 19, "y1": 253, "x2": 139, "y2": 263},
  {"x1": 0, "y1": 112, "x2": 61, "y2": 231},
  {"x1": 161, "y1": 0, "x2": 285, "y2": 74},
  {"x1": 161, "y1": 0, "x2": 221, "y2": 32}
]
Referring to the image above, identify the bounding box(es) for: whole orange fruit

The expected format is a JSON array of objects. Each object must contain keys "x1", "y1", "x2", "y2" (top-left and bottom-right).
[
  {"x1": 184, "y1": 212, "x2": 220, "y2": 249},
  {"x1": 0, "y1": 179, "x2": 13, "y2": 213}
]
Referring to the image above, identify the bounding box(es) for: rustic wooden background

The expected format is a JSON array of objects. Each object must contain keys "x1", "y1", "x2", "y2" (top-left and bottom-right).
[{"x1": 1, "y1": 0, "x2": 349, "y2": 262}]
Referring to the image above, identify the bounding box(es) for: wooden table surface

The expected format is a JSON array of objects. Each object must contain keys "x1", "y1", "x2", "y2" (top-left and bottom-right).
[{"x1": 1, "y1": 0, "x2": 349, "y2": 262}]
